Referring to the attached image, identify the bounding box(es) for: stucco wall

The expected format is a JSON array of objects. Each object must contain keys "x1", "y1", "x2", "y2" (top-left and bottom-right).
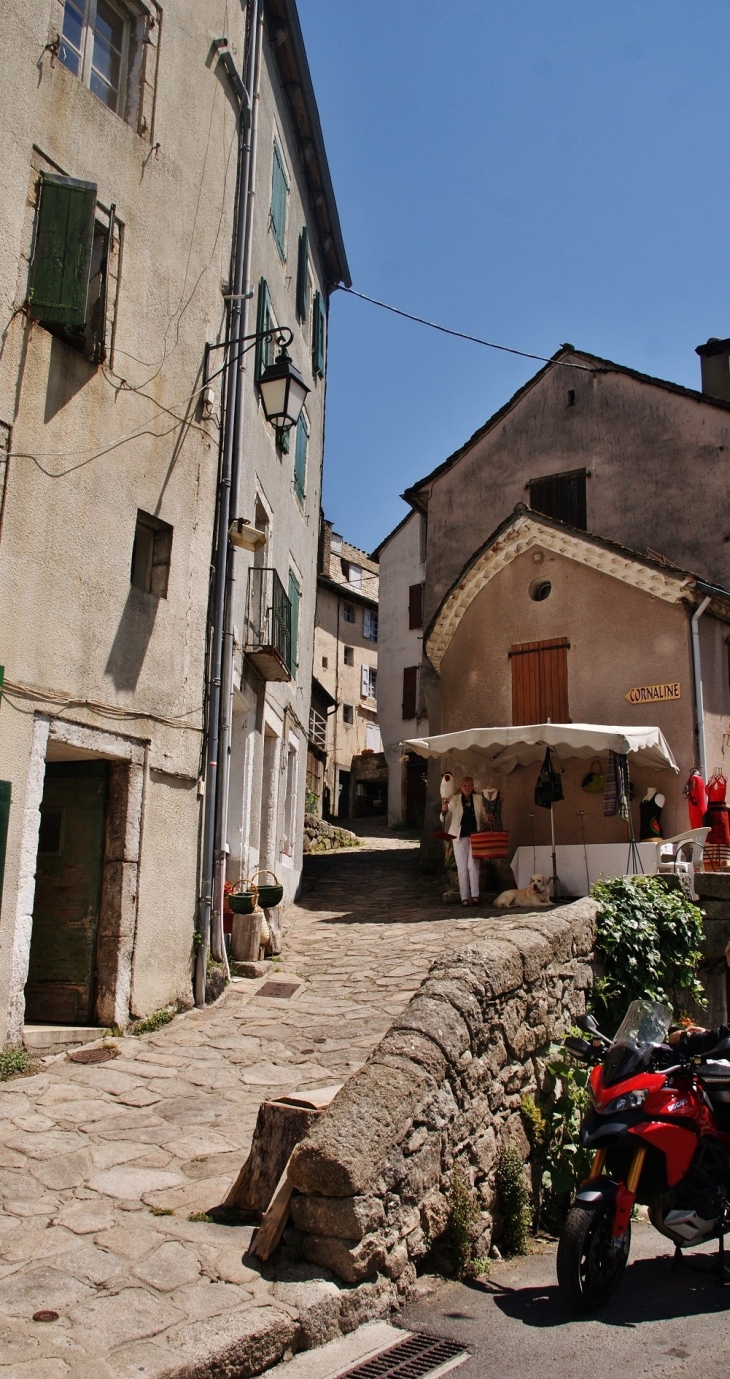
[
  {"x1": 376, "y1": 513, "x2": 429, "y2": 824},
  {"x1": 421, "y1": 357, "x2": 730, "y2": 626},
  {"x1": 314, "y1": 581, "x2": 379, "y2": 812},
  {"x1": 432, "y1": 548, "x2": 701, "y2": 849}
]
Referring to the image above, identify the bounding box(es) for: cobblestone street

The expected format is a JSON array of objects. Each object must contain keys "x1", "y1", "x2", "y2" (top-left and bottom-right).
[{"x1": 0, "y1": 826, "x2": 512, "y2": 1378}]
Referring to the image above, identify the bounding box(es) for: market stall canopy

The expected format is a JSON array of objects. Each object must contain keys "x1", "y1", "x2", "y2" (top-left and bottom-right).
[{"x1": 404, "y1": 723, "x2": 679, "y2": 775}]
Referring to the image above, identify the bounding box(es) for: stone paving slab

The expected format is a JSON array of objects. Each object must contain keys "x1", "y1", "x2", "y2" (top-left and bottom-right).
[{"x1": 0, "y1": 824, "x2": 544, "y2": 1377}]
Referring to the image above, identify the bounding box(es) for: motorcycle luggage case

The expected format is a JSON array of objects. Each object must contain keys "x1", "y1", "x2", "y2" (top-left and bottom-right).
[{"x1": 697, "y1": 1061, "x2": 730, "y2": 1128}]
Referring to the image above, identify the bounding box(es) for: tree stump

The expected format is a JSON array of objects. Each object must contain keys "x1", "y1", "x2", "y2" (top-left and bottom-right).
[
  {"x1": 223, "y1": 1099, "x2": 322, "y2": 1215},
  {"x1": 265, "y1": 907, "x2": 282, "y2": 956},
  {"x1": 230, "y1": 912, "x2": 262, "y2": 962}
]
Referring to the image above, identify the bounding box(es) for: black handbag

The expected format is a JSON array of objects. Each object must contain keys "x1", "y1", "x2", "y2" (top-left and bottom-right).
[{"x1": 535, "y1": 747, "x2": 564, "y2": 809}]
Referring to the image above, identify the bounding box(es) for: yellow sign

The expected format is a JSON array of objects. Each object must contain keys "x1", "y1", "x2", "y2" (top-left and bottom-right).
[{"x1": 625, "y1": 682, "x2": 681, "y2": 705}]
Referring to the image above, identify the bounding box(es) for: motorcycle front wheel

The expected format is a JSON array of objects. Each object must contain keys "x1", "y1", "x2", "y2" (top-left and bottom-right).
[{"x1": 557, "y1": 1204, "x2": 631, "y2": 1311}]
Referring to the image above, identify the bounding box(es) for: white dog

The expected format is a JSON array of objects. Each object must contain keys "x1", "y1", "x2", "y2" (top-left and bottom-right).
[{"x1": 494, "y1": 874, "x2": 552, "y2": 909}]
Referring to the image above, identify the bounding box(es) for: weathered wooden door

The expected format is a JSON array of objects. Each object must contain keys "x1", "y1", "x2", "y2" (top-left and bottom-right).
[{"x1": 25, "y1": 761, "x2": 107, "y2": 1025}]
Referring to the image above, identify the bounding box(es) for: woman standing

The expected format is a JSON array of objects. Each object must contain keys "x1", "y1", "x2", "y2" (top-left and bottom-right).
[{"x1": 443, "y1": 776, "x2": 487, "y2": 905}]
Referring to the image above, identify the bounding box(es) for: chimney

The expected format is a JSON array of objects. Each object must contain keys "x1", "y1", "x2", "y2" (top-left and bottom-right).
[
  {"x1": 318, "y1": 516, "x2": 333, "y2": 577},
  {"x1": 696, "y1": 337, "x2": 730, "y2": 403}
]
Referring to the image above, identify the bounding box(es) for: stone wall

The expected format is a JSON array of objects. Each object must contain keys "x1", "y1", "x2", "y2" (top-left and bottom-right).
[{"x1": 286, "y1": 898, "x2": 596, "y2": 1287}]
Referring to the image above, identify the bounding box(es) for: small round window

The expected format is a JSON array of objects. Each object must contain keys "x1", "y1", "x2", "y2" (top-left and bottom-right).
[{"x1": 529, "y1": 579, "x2": 552, "y2": 602}]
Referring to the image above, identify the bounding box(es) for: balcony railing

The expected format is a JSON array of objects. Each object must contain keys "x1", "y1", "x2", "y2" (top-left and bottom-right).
[
  {"x1": 309, "y1": 706, "x2": 327, "y2": 751},
  {"x1": 244, "y1": 567, "x2": 292, "y2": 681}
]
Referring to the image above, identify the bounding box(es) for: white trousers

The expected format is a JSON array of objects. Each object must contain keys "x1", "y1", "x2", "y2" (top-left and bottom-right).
[{"x1": 453, "y1": 836, "x2": 480, "y2": 900}]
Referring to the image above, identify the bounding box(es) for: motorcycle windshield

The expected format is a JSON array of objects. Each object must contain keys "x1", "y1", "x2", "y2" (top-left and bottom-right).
[{"x1": 602, "y1": 999, "x2": 673, "y2": 1088}]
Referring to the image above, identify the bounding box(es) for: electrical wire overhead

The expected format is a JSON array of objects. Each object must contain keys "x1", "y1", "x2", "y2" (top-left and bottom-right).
[{"x1": 339, "y1": 286, "x2": 595, "y2": 372}]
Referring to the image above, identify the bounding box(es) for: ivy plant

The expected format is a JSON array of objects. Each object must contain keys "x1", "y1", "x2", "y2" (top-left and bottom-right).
[
  {"x1": 590, "y1": 875, "x2": 704, "y2": 1034},
  {"x1": 523, "y1": 1045, "x2": 594, "y2": 1233}
]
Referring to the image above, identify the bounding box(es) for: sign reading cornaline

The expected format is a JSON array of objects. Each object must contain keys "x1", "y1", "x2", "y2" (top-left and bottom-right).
[{"x1": 625, "y1": 682, "x2": 681, "y2": 705}]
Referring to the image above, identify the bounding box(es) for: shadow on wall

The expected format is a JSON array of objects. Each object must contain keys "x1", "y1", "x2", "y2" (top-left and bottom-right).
[
  {"x1": 44, "y1": 336, "x2": 92, "y2": 422},
  {"x1": 105, "y1": 586, "x2": 159, "y2": 690}
]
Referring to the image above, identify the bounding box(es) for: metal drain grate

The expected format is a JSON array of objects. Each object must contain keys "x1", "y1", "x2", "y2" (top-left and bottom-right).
[
  {"x1": 335, "y1": 1333, "x2": 467, "y2": 1379},
  {"x1": 257, "y1": 981, "x2": 301, "y2": 999},
  {"x1": 67, "y1": 1045, "x2": 118, "y2": 1064}
]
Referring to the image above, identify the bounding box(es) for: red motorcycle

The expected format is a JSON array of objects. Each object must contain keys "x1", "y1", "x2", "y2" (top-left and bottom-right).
[{"x1": 557, "y1": 998, "x2": 730, "y2": 1311}]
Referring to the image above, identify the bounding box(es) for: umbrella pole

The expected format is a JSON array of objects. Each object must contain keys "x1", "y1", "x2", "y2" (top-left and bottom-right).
[{"x1": 550, "y1": 802, "x2": 561, "y2": 900}]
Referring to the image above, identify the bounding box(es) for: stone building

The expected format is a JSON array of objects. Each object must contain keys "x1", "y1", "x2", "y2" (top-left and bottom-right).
[
  {"x1": 395, "y1": 342, "x2": 730, "y2": 861},
  {"x1": 313, "y1": 520, "x2": 381, "y2": 818},
  {"x1": 0, "y1": 0, "x2": 347, "y2": 1045},
  {"x1": 371, "y1": 511, "x2": 429, "y2": 825}
]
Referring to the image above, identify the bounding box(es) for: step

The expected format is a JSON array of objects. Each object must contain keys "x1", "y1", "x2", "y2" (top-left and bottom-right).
[{"x1": 23, "y1": 1024, "x2": 104, "y2": 1055}]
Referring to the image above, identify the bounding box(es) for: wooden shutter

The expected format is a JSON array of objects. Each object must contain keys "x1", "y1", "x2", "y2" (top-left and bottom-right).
[
  {"x1": 408, "y1": 582, "x2": 424, "y2": 629},
  {"x1": 312, "y1": 291, "x2": 326, "y2": 377},
  {"x1": 0, "y1": 780, "x2": 10, "y2": 912},
  {"x1": 402, "y1": 667, "x2": 418, "y2": 719},
  {"x1": 296, "y1": 227, "x2": 309, "y2": 321},
  {"x1": 361, "y1": 664, "x2": 370, "y2": 698},
  {"x1": 288, "y1": 570, "x2": 301, "y2": 676},
  {"x1": 293, "y1": 414, "x2": 307, "y2": 502},
  {"x1": 529, "y1": 470, "x2": 587, "y2": 530},
  {"x1": 270, "y1": 144, "x2": 288, "y2": 257},
  {"x1": 29, "y1": 174, "x2": 97, "y2": 328},
  {"x1": 254, "y1": 278, "x2": 272, "y2": 381},
  {"x1": 510, "y1": 638, "x2": 569, "y2": 725}
]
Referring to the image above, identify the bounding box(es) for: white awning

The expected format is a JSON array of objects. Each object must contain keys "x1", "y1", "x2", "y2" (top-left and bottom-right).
[{"x1": 404, "y1": 723, "x2": 679, "y2": 774}]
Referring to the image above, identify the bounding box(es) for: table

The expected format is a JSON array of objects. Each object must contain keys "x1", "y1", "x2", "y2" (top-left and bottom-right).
[{"x1": 511, "y1": 842, "x2": 659, "y2": 897}]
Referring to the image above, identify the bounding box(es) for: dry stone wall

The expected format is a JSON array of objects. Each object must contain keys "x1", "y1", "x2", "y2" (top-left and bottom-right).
[{"x1": 287, "y1": 899, "x2": 597, "y2": 1287}]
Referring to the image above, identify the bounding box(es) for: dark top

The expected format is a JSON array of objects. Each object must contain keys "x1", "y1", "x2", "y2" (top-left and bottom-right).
[
  {"x1": 679, "y1": 1024, "x2": 730, "y2": 1056},
  {"x1": 459, "y1": 793, "x2": 477, "y2": 838}
]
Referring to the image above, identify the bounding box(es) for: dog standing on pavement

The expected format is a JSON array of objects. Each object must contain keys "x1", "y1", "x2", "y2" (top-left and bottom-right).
[{"x1": 494, "y1": 874, "x2": 552, "y2": 908}]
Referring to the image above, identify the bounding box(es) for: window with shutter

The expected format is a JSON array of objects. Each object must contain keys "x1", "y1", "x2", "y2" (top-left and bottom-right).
[
  {"x1": 312, "y1": 291, "x2": 326, "y2": 377},
  {"x1": 255, "y1": 278, "x2": 273, "y2": 382},
  {"x1": 408, "y1": 583, "x2": 424, "y2": 630},
  {"x1": 528, "y1": 469, "x2": 587, "y2": 530},
  {"x1": 288, "y1": 570, "x2": 301, "y2": 677},
  {"x1": 29, "y1": 175, "x2": 97, "y2": 330},
  {"x1": 363, "y1": 610, "x2": 378, "y2": 642},
  {"x1": 293, "y1": 412, "x2": 308, "y2": 503},
  {"x1": 270, "y1": 142, "x2": 289, "y2": 260},
  {"x1": 402, "y1": 667, "x2": 418, "y2": 719},
  {"x1": 296, "y1": 227, "x2": 309, "y2": 322},
  {"x1": 510, "y1": 638, "x2": 570, "y2": 725}
]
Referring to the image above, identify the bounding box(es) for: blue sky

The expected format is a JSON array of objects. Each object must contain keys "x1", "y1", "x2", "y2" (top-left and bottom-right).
[{"x1": 297, "y1": 1, "x2": 730, "y2": 555}]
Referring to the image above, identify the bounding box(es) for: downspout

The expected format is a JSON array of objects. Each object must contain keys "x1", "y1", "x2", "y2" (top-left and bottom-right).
[
  {"x1": 691, "y1": 595, "x2": 712, "y2": 779},
  {"x1": 195, "y1": 1, "x2": 261, "y2": 1006},
  {"x1": 212, "y1": 0, "x2": 265, "y2": 963}
]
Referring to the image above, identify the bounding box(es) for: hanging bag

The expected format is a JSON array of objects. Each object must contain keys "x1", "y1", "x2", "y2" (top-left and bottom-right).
[
  {"x1": 535, "y1": 747, "x2": 564, "y2": 809},
  {"x1": 581, "y1": 758, "x2": 605, "y2": 794}
]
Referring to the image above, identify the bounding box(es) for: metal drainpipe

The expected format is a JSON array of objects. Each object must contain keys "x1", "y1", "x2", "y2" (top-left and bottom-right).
[
  {"x1": 211, "y1": 0, "x2": 265, "y2": 964},
  {"x1": 691, "y1": 595, "x2": 712, "y2": 779},
  {"x1": 195, "y1": 0, "x2": 262, "y2": 1006}
]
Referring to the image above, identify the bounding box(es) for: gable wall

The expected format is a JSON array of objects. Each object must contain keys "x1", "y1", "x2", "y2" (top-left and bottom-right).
[{"x1": 423, "y1": 357, "x2": 730, "y2": 624}]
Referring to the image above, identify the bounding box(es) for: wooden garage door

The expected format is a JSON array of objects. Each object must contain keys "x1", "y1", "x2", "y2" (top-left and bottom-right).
[{"x1": 510, "y1": 638, "x2": 570, "y2": 725}]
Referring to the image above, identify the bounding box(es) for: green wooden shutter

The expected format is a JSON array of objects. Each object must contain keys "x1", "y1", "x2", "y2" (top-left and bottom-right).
[
  {"x1": 0, "y1": 780, "x2": 10, "y2": 914},
  {"x1": 254, "y1": 278, "x2": 272, "y2": 381},
  {"x1": 296, "y1": 227, "x2": 309, "y2": 321},
  {"x1": 29, "y1": 174, "x2": 97, "y2": 328},
  {"x1": 288, "y1": 570, "x2": 301, "y2": 677},
  {"x1": 293, "y1": 414, "x2": 307, "y2": 503},
  {"x1": 312, "y1": 291, "x2": 326, "y2": 377},
  {"x1": 270, "y1": 143, "x2": 288, "y2": 259}
]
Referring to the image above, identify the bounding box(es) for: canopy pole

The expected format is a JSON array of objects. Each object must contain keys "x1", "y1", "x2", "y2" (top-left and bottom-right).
[{"x1": 550, "y1": 802, "x2": 561, "y2": 901}]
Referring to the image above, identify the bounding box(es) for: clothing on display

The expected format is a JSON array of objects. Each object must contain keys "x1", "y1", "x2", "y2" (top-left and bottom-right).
[
  {"x1": 482, "y1": 788, "x2": 503, "y2": 832},
  {"x1": 639, "y1": 787, "x2": 665, "y2": 840},
  {"x1": 686, "y1": 769, "x2": 708, "y2": 830},
  {"x1": 604, "y1": 751, "x2": 631, "y2": 822},
  {"x1": 704, "y1": 771, "x2": 730, "y2": 847},
  {"x1": 535, "y1": 748, "x2": 563, "y2": 808}
]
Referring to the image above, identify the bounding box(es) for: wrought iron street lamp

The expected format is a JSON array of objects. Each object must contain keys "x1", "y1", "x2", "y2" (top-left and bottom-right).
[{"x1": 257, "y1": 336, "x2": 309, "y2": 432}]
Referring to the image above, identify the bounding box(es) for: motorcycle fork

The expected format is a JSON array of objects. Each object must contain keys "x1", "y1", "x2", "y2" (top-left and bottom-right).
[{"x1": 611, "y1": 1145, "x2": 647, "y2": 1238}]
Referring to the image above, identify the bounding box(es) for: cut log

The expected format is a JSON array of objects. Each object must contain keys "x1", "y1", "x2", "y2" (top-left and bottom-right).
[
  {"x1": 223, "y1": 1085, "x2": 342, "y2": 1216},
  {"x1": 265, "y1": 907, "x2": 282, "y2": 956},
  {"x1": 231, "y1": 912, "x2": 262, "y2": 962}
]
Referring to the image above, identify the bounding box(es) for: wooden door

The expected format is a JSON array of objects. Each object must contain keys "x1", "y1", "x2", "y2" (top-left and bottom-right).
[{"x1": 25, "y1": 761, "x2": 107, "y2": 1025}]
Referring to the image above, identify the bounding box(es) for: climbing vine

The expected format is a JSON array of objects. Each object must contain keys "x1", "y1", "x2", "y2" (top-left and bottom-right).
[
  {"x1": 522, "y1": 1045, "x2": 593, "y2": 1233},
  {"x1": 591, "y1": 875, "x2": 704, "y2": 1033}
]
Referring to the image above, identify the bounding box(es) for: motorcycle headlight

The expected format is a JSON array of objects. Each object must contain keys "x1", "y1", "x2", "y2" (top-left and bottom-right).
[{"x1": 602, "y1": 1088, "x2": 649, "y2": 1115}]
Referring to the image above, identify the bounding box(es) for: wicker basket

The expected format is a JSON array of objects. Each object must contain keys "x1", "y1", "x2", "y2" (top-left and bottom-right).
[{"x1": 228, "y1": 870, "x2": 284, "y2": 912}]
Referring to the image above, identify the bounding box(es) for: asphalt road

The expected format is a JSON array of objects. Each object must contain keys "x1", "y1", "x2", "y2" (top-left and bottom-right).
[{"x1": 401, "y1": 1223, "x2": 730, "y2": 1379}]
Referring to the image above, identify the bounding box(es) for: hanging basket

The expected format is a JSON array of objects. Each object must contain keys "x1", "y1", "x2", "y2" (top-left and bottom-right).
[{"x1": 470, "y1": 831, "x2": 509, "y2": 861}]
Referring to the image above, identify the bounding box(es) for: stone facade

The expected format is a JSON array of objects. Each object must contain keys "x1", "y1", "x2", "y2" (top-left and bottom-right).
[{"x1": 286, "y1": 898, "x2": 596, "y2": 1285}]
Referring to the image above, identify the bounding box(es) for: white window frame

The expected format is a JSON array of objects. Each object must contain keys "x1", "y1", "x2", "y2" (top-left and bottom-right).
[
  {"x1": 363, "y1": 609, "x2": 378, "y2": 642},
  {"x1": 59, "y1": 0, "x2": 132, "y2": 117}
]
